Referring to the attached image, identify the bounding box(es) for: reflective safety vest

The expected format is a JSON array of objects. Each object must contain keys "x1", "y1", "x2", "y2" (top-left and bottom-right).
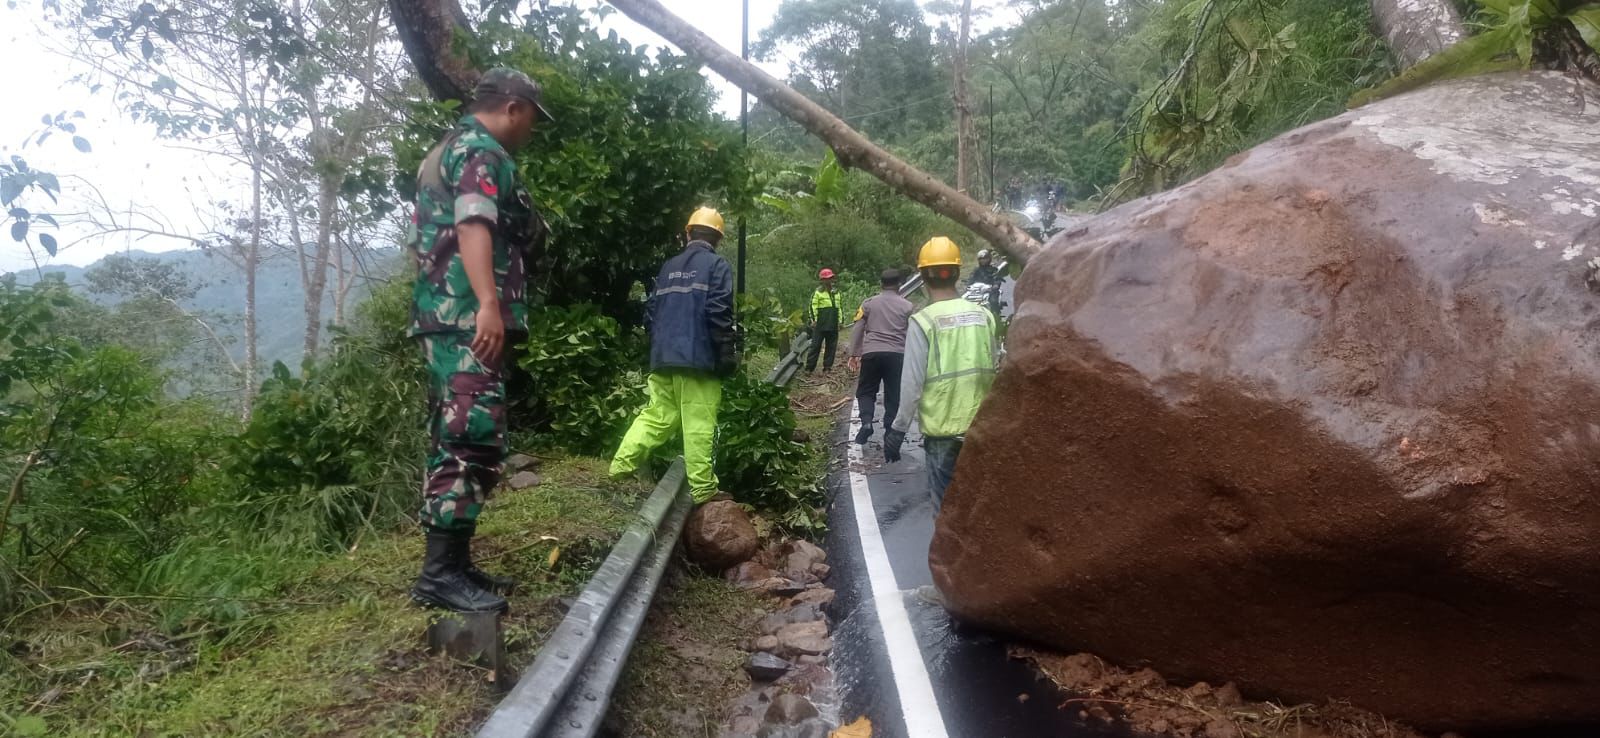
[
  {"x1": 809, "y1": 289, "x2": 840, "y2": 332},
  {"x1": 912, "y1": 298, "x2": 997, "y2": 438}
]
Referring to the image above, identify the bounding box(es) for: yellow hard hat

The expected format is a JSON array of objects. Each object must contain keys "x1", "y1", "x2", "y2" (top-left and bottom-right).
[
  {"x1": 917, "y1": 236, "x2": 962, "y2": 268},
  {"x1": 686, "y1": 206, "x2": 724, "y2": 236}
]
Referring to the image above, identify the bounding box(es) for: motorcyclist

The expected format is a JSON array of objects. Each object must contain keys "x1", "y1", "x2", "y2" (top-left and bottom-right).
[{"x1": 967, "y1": 250, "x2": 1005, "y2": 316}]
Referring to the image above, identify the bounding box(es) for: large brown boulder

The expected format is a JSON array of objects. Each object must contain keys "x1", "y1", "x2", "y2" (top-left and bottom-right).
[
  {"x1": 930, "y1": 71, "x2": 1600, "y2": 731},
  {"x1": 686, "y1": 500, "x2": 759, "y2": 571}
]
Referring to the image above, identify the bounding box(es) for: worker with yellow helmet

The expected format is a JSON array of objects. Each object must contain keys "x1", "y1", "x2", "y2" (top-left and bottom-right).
[
  {"x1": 884, "y1": 236, "x2": 999, "y2": 512},
  {"x1": 610, "y1": 207, "x2": 739, "y2": 504}
]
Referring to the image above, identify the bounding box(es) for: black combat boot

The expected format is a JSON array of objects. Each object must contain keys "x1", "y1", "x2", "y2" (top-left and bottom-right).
[
  {"x1": 457, "y1": 523, "x2": 516, "y2": 596},
  {"x1": 410, "y1": 526, "x2": 508, "y2": 613},
  {"x1": 854, "y1": 424, "x2": 873, "y2": 445}
]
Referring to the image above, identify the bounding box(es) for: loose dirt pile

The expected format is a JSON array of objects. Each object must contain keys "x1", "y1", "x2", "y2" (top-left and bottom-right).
[
  {"x1": 1021, "y1": 649, "x2": 1430, "y2": 738},
  {"x1": 931, "y1": 71, "x2": 1600, "y2": 731}
]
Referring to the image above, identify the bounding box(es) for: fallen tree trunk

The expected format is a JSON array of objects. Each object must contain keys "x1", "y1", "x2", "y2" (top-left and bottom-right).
[
  {"x1": 602, "y1": 0, "x2": 1041, "y2": 264},
  {"x1": 1370, "y1": 0, "x2": 1466, "y2": 69}
]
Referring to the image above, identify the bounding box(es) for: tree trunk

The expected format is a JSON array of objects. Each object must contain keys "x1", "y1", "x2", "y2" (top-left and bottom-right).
[
  {"x1": 387, "y1": 0, "x2": 479, "y2": 100},
  {"x1": 240, "y1": 51, "x2": 262, "y2": 421},
  {"x1": 954, "y1": 0, "x2": 974, "y2": 194},
  {"x1": 1370, "y1": 0, "x2": 1466, "y2": 69},
  {"x1": 600, "y1": 0, "x2": 1040, "y2": 262}
]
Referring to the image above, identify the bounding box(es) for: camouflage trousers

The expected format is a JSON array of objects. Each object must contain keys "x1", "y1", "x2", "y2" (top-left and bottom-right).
[{"x1": 418, "y1": 331, "x2": 508, "y2": 530}]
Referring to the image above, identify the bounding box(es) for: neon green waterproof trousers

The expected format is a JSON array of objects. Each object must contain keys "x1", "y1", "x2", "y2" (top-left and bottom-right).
[{"x1": 610, "y1": 370, "x2": 723, "y2": 502}]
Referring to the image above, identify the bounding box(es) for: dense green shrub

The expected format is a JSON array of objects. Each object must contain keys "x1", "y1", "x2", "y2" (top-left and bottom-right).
[
  {"x1": 0, "y1": 278, "x2": 227, "y2": 607},
  {"x1": 713, "y1": 373, "x2": 821, "y2": 531},
  {"x1": 225, "y1": 279, "x2": 426, "y2": 551},
  {"x1": 515, "y1": 304, "x2": 648, "y2": 456}
]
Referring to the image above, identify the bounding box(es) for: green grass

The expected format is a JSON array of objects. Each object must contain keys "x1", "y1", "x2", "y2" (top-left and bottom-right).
[{"x1": 0, "y1": 454, "x2": 643, "y2": 738}]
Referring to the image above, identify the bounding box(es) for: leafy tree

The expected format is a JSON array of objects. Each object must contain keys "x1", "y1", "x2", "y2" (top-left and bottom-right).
[
  {"x1": 392, "y1": 7, "x2": 753, "y2": 321},
  {"x1": 754, "y1": 0, "x2": 948, "y2": 144},
  {"x1": 1109, "y1": 0, "x2": 1393, "y2": 201}
]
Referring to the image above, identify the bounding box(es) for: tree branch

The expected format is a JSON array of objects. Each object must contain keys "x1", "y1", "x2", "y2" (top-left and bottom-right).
[
  {"x1": 601, "y1": 0, "x2": 1041, "y2": 262},
  {"x1": 387, "y1": 0, "x2": 480, "y2": 100}
]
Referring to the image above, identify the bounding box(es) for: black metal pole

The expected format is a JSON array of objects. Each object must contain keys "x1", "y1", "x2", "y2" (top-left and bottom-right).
[
  {"x1": 988, "y1": 84, "x2": 995, "y2": 206},
  {"x1": 737, "y1": 0, "x2": 749, "y2": 296}
]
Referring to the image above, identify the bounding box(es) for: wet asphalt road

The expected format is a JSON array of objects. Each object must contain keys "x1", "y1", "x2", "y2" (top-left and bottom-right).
[{"x1": 823, "y1": 389, "x2": 1122, "y2": 738}]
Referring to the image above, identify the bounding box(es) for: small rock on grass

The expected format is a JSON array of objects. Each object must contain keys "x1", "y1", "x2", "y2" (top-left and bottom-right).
[
  {"x1": 506, "y1": 453, "x2": 539, "y2": 471},
  {"x1": 507, "y1": 470, "x2": 542, "y2": 489},
  {"x1": 754, "y1": 635, "x2": 781, "y2": 652},
  {"x1": 746, "y1": 652, "x2": 792, "y2": 681}
]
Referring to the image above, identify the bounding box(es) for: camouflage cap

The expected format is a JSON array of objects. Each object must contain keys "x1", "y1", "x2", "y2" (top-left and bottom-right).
[{"x1": 474, "y1": 67, "x2": 554, "y2": 123}]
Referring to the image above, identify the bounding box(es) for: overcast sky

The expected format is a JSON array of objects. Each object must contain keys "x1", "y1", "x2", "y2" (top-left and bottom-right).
[{"x1": 0, "y1": 0, "x2": 1018, "y2": 274}]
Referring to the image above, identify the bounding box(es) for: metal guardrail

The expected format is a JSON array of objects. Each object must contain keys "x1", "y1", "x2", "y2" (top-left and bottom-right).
[
  {"x1": 763, "y1": 330, "x2": 813, "y2": 388},
  {"x1": 476, "y1": 461, "x2": 692, "y2": 738},
  {"x1": 479, "y1": 325, "x2": 817, "y2": 737}
]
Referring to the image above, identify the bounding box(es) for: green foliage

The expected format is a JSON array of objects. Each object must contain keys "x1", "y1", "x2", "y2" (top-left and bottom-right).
[
  {"x1": 1111, "y1": 0, "x2": 1393, "y2": 201},
  {"x1": 515, "y1": 304, "x2": 648, "y2": 456},
  {"x1": 714, "y1": 374, "x2": 822, "y2": 532},
  {"x1": 0, "y1": 277, "x2": 224, "y2": 607},
  {"x1": 394, "y1": 7, "x2": 754, "y2": 322},
  {"x1": 754, "y1": 0, "x2": 947, "y2": 145},
  {"x1": 226, "y1": 281, "x2": 425, "y2": 551},
  {"x1": 751, "y1": 156, "x2": 968, "y2": 312}
]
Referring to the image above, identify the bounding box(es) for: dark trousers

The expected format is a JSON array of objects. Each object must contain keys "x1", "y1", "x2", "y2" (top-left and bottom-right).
[
  {"x1": 805, "y1": 329, "x2": 838, "y2": 372},
  {"x1": 924, "y1": 436, "x2": 964, "y2": 514},
  {"x1": 855, "y1": 352, "x2": 903, "y2": 428}
]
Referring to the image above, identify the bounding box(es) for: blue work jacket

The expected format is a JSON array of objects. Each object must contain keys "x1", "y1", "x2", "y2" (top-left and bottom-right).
[{"x1": 646, "y1": 241, "x2": 735, "y2": 373}]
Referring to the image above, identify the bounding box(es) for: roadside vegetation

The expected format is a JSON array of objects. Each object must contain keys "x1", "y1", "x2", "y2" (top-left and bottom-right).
[{"x1": 0, "y1": 0, "x2": 1426, "y2": 734}]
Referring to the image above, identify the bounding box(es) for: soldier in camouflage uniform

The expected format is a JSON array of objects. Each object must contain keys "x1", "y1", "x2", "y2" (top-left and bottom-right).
[{"x1": 406, "y1": 67, "x2": 553, "y2": 613}]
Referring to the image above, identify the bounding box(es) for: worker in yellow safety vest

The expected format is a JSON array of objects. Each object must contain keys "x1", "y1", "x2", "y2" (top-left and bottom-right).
[{"x1": 884, "y1": 236, "x2": 999, "y2": 513}]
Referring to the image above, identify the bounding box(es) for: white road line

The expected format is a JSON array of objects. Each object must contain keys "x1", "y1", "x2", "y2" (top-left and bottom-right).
[{"x1": 846, "y1": 403, "x2": 951, "y2": 738}]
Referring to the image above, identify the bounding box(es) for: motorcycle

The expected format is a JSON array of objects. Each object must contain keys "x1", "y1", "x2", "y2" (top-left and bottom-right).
[{"x1": 963, "y1": 280, "x2": 1003, "y2": 315}]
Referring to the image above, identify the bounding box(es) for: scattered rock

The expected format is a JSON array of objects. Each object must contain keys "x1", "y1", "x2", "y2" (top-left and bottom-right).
[
  {"x1": 782, "y1": 540, "x2": 827, "y2": 568},
  {"x1": 729, "y1": 714, "x2": 762, "y2": 735},
  {"x1": 506, "y1": 470, "x2": 542, "y2": 489},
  {"x1": 782, "y1": 552, "x2": 815, "y2": 579},
  {"x1": 796, "y1": 654, "x2": 826, "y2": 666},
  {"x1": 728, "y1": 561, "x2": 777, "y2": 589},
  {"x1": 777, "y1": 663, "x2": 831, "y2": 693},
  {"x1": 505, "y1": 453, "x2": 539, "y2": 471},
  {"x1": 1214, "y1": 682, "x2": 1243, "y2": 708},
  {"x1": 787, "y1": 588, "x2": 835, "y2": 609},
  {"x1": 808, "y1": 563, "x2": 830, "y2": 580},
  {"x1": 746, "y1": 652, "x2": 792, "y2": 682},
  {"x1": 775, "y1": 621, "x2": 831, "y2": 657},
  {"x1": 686, "y1": 501, "x2": 759, "y2": 571},
  {"x1": 754, "y1": 578, "x2": 807, "y2": 597},
  {"x1": 786, "y1": 603, "x2": 825, "y2": 624},
  {"x1": 758, "y1": 613, "x2": 789, "y2": 636},
  {"x1": 790, "y1": 428, "x2": 811, "y2": 443},
  {"x1": 1203, "y1": 718, "x2": 1242, "y2": 738},
  {"x1": 763, "y1": 692, "x2": 820, "y2": 725},
  {"x1": 754, "y1": 635, "x2": 781, "y2": 653},
  {"x1": 757, "y1": 717, "x2": 829, "y2": 738}
]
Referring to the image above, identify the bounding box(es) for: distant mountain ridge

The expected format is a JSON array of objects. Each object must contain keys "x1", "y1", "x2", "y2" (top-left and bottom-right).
[{"x1": 9, "y1": 247, "x2": 402, "y2": 372}]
